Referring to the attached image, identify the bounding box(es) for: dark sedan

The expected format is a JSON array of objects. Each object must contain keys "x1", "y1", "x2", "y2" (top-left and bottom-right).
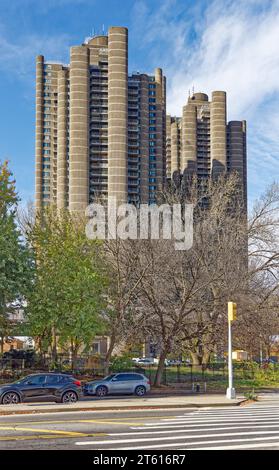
[{"x1": 0, "y1": 373, "x2": 82, "y2": 405}]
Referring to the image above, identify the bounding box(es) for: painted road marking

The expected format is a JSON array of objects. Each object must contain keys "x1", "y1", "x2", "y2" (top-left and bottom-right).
[
  {"x1": 141, "y1": 416, "x2": 279, "y2": 426},
  {"x1": 132, "y1": 419, "x2": 279, "y2": 430},
  {"x1": 195, "y1": 442, "x2": 279, "y2": 450},
  {"x1": 0, "y1": 415, "x2": 175, "y2": 427},
  {"x1": 75, "y1": 429, "x2": 279, "y2": 446},
  {"x1": 117, "y1": 435, "x2": 279, "y2": 450},
  {"x1": 109, "y1": 423, "x2": 279, "y2": 436},
  {"x1": 0, "y1": 426, "x2": 90, "y2": 437},
  {"x1": 0, "y1": 434, "x2": 104, "y2": 442}
]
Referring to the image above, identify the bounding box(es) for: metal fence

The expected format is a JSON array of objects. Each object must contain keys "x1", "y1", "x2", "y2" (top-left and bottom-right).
[{"x1": 1, "y1": 356, "x2": 278, "y2": 386}]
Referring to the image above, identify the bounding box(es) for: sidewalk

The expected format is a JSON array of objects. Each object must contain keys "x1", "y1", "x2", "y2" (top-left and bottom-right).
[{"x1": 0, "y1": 393, "x2": 245, "y2": 416}]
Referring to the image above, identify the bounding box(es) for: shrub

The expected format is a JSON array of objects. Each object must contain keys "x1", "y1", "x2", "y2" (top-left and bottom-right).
[{"x1": 109, "y1": 355, "x2": 135, "y2": 372}]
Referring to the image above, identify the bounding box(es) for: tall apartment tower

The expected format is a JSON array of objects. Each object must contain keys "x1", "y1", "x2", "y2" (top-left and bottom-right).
[
  {"x1": 35, "y1": 27, "x2": 166, "y2": 212},
  {"x1": 166, "y1": 91, "x2": 247, "y2": 204}
]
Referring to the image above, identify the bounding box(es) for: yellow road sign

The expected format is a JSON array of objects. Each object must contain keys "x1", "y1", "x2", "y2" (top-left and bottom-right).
[{"x1": 228, "y1": 302, "x2": 237, "y2": 321}]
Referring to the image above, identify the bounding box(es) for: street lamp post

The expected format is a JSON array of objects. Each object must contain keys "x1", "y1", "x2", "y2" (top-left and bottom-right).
[{"x1": 226, "y1": 302, "x2": 237, "y2": 400}]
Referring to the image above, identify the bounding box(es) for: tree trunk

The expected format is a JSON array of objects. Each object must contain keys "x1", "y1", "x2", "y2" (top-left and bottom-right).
[
  {"x1": 154, "y1": 350, "x2": 167, "y2": 387},
  {"x1": 104, "y1": 333, "x2": 116, "y2": 375},
  {"x1": 51, "y1": 326, "x2": 57, "y2": 365},
  {"x1": 190, "y1": 351, "x2": 203, "y2": 365},
  {"x1": 202, "y1": 351, "x2": 210, "y2": 367}
]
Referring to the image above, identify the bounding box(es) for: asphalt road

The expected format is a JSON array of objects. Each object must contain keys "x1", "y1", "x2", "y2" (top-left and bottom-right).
[{"x1": 0, "y1": 394, "x2": 279, "y2": 450}]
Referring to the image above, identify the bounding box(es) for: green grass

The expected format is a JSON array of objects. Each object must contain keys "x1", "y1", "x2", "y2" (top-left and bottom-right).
[{"x1": 141, "y1": 365, "x2": 279, "y2": 392}]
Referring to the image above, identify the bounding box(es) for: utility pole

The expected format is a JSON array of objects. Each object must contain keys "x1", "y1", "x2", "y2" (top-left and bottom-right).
[{"x1": 226, "y1": 302, "x2": 237, "y2": 399}]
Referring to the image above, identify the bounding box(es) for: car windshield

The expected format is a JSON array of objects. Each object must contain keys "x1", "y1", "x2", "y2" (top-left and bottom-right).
[
  {"x1": 103, "y1": 374, "x2": 116, "y2": 381},
  {"x1": 12, "y1": 378, "x2": 27, "y2": 385}
]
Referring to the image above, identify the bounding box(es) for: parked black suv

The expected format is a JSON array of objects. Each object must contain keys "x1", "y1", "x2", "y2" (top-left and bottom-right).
[{"x1": 0, "y1": 373, "x2": 82, "y2": 405}]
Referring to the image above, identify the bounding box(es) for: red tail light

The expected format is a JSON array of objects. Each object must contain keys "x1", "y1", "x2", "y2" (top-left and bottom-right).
[
  {"x1": 147, "y1": 380, "x2": 151, "y2": 385},
  {"x1": 74, "y1": 380, "x2": 81, "y2": 386}
]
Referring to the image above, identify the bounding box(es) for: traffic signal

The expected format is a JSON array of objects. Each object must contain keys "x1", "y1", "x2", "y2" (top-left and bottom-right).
[{"x1": 228, "y1": 302, "x2": 237, "y2": 322}]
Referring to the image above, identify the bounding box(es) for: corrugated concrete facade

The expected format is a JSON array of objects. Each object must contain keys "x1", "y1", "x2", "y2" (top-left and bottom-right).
[{"x1": 35, "y1": 26, "x2": 166, "y2": 211}]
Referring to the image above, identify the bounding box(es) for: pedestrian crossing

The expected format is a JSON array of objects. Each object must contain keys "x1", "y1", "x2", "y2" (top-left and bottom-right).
[{"x1": 75, "y1": 396, "x2": 279, "y2": 450}]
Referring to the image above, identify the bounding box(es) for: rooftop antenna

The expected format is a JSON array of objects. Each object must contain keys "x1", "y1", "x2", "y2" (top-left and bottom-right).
[
  {"x1": 92, "y1": 27, "x2": 95, "y2": 37},
  {"x1": 102, "y1": 24, "x2": 105, "y2": 35},
  {"x1": 188, "y1": 89, "x2": 190, "y2": 98},
  {"x1": 192, "y1": 85, "x2": 195, "y2": 96}
]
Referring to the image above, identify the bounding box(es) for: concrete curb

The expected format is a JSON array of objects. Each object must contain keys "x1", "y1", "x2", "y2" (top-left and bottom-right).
[{"x1": 0, "y1": 399, "x2": 247, "y2": 416}]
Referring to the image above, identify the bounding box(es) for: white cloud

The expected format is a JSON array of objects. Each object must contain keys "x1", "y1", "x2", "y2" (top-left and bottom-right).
[
  {"x1": 131, "y1": 0, "x2": 279, "y2": 202},
  {"x1": 0, "y1": 30, "x2": 70, "y2": 81}
]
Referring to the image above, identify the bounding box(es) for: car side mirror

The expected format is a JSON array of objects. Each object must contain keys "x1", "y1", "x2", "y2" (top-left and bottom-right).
[{"x1": 111, "y1": 378, "x2": 117, "y2": 381}]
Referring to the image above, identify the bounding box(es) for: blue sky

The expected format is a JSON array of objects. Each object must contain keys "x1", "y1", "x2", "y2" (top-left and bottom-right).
[{"x1": 0, "y1": 0, "x2": 279, "y2": 208}]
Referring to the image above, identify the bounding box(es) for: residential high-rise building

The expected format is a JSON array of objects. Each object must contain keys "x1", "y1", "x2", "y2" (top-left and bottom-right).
[
  {"x1": 35, "y1": 26, "x2": 166, "y2": 212},
  {"x1": 166, "y1": 91, "x2": 247, "y2": 205}
]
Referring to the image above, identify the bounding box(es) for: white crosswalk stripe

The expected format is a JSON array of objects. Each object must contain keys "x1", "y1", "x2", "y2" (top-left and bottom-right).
[{"x1": 75, "y1": 394, "x2": 279, "y2": 450}]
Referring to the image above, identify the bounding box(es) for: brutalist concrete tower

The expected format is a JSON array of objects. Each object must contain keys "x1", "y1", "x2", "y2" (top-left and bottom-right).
[
  {"x1": 57, "y1": 69, "x2": 69, "y2": 210},
  {"x1": 35, "y1": 55, "x2": 44, "y2": 211},
  {"x1": 35, "y1": 26, "x2": 166, "y2": 211},
  {"x1": 69, "y1": 46, "x2": 89, "y2": 212},
  {"x1": 210, "y1": 91, "x2": 227, "y2": 177},
  {"x1": 166, "y1": 91, "x2": 247, "y2": 206},
  {"x1": 108, "y1": 26, "x2": 128, "y2": 205},
  {"x1": 181, "y1": 102, "x2": 197, "y2": 174}
]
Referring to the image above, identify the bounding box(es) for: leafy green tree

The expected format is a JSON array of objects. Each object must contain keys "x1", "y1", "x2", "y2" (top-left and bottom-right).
[
  {"x1": 26, "y1": 208, "x2": 106, "y2": 365},
  {"x1": 0, "y1": 160, "x2": 33, "y2": 352}
]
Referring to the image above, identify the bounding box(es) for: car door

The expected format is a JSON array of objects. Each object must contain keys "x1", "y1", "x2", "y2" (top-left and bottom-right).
[
  {"x1": 20, "y1": 375, "x2": 47, "y2": 400},
  {"x1": 44, "y1": 374, "x2": 62, "y2": 399},
  {"x1": 109, "y1": 374, "x2": 130, "y2": 394}
]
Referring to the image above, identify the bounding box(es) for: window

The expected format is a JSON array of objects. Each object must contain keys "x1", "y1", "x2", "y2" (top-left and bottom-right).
[
  {"x1": 43, "y1": 150, "x2": 50, "y2": 155},
  {"x1": 149, "y1": 119, "x2": 156, "y2": 124},
  {"x1": 116, "y1": 374, "x2": 142, "y2": 381},
  {"x1": 114, "y1": 374, "x2": 131, "y2": 381},
  {"x1": 43, "y1": 143, "x2": 50, "y2": 147},
  {"x1": 149, "y1": 134, "x2": 156, "y2": 139},
  {"x1": 149, "y1": 105, "x2": 156, "y2": 111},
  {"x1": 92, "y1": 342, "x2": 100, "y2": 354},
  {"x1": 23, "y1": 375, "x2": 46, "y2": 385},
  {"x1": 45, "y1": 375, "x2": 60, "y2": 384},
  {"x1": 149, "y1": 178, "x2": 156, "y2": 183},
  {"x1": 149, "y1": 90, "x2": 156, "y2": 96},
  {"x1": 149, "y1": 126, "x2": 156, "y2": 131},
  {"x1": 149, "y1": 113, "x2": 156, "y2": 117},
  {"x1": 149, "y1": 98, "x2": 156, "y2": 103}
]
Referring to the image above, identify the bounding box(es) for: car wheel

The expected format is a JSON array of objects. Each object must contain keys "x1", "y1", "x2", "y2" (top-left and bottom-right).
[
  {"x1": 96, "y1": 385, "x2": 108, "y2": 397},
  {"x1": 135, "y1": 385, "x2": 146, "y2": 397},
  {"x1": 1, "y1": 392, "x2": 20, "y2": 405},
  {"x1": 61, "y1": 391, "x2": 78, "y2": 404}
]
